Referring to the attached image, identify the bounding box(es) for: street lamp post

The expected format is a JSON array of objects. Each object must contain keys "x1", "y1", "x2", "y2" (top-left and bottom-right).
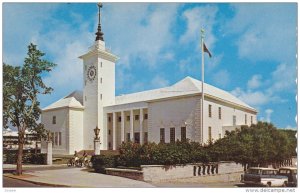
[{"x1": 93, "y1": 126, "x2": 101, "y2": 155}]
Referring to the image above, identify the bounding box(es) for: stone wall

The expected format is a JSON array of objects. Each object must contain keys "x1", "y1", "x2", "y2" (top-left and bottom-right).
[
  {"x1": 142, "y1": 162, "x2": 244, "y2": 182},
  {"x1": 105, "y1": 168, "x2": 143, "y2": 181}
]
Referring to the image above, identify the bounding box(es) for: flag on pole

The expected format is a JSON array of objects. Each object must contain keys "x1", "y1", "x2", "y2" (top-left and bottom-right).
[{"x1": 203, "y1": 43, "x2": 212, "y2": 58}]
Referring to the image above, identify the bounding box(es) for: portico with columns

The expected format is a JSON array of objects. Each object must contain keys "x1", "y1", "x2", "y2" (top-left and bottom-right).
[{"x1": 105, "y1": 104, "x2": 148, "y2": 150}]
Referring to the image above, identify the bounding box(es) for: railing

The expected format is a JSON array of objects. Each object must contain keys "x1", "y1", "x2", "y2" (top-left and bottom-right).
[{"x1": 193, "y1": 163, "x2": 219, "y2": 176}]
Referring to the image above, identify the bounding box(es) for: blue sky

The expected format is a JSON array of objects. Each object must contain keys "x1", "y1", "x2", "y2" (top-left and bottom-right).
[{"x1": 3, "y1": 3, "x2": 297, "y2": 129}]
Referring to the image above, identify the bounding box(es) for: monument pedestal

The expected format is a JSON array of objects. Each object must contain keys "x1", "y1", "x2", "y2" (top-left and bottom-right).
[{"x1": 94, "y1": 139, "x2": 100, "y2": 155}]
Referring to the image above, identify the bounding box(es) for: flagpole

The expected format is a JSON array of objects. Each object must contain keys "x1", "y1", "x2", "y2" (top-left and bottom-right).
[{"x1": 201, "y1": 29, "x2": 205, "y2": 144}]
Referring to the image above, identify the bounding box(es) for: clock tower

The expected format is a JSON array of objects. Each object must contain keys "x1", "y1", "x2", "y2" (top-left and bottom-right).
[{"x1": 79, "y1": 3, "x2": 118, "y2": 150}]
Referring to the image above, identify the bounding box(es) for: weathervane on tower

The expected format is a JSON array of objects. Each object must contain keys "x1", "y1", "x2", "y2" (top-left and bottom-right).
[{"x1": 95, "y1": 2, "x2": 104, "y2": 41}]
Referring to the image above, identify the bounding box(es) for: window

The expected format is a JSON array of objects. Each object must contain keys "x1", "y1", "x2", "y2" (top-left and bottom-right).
[
  {"x1": 127, "y1": 133, "x2": 130, "y2": 142},
  {"x1": 218, "y1": 107, "x2": 222, "y2": 119},
  {"x1": 118, "y1": 116, "x2": 121, "y2": 122},
  {"x1": 100, "y1": 94, "x2": 102, "y2": 100},
  {"x1": 245, "y1": 114, "x2": 247, "y2": 125},
  {"x1": 181, "y1": 127, "x2": 186, "y2": 141},
  {"x1": 55, "y1": 132, "x2": 58, "y2": 146},
  {"x1": 233, "y1": 115, "x2": 236, "y2": 126},
  {"x1": 134, "y1": 132, "x2": 140, "y2": 143},
  {"x1": 251, "y1": 116, "x2": 253, "y2": 124},
  {"x1": 58, "y1": 132, "x2": 62, "y2": 146},
  {"x1": 108, "y1": 130, "x2": 111, "y2": 135},
  {"x1": 108, "y1": 117, "x2": 111, "y2": 122},
  {"x1": 100, "y1": 77, "x2": 102, "y2": 83},
  {"x1": 100, "y1": 62, "x2": 102, "y2": 68},
  {"x1": 52, "y1": 116, "x2": 56, "y2": 124},
  {"x1": 208, "y1": 104, "x2": 212, "y2": 118},
  {"x1": 170, "y1": 128, "x2": 175, "y2": 143},
  {"x1": 160, "y1": 128, "x2": 165, "y2": 143},
  {"x1": 144, "y1": 132, "x2": 148, "y2": 144},
  {"x1": 144, "y1": 114, "x2": 148, "y2": 120},
  {"x1": 135, "y1": 115, "x2": 139, "y2": 121},
  {"x1": 208, "y1": 127, "x2": 212, "y2": 141},
  {"x1": 219, "y1": 133, "x2": 221, "y2": 139},
  {"x1": 126, "y1": 116, "x2": 130, "y2": 121}
]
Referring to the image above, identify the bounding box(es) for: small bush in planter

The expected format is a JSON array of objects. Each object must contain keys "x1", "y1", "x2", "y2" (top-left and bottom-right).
[{"x1": 91, "y1": 155, "x2": 118, "y2": 173}]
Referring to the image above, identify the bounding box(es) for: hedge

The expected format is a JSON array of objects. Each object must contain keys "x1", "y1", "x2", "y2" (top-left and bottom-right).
[
  {"x1": 117, "y1": 141, "x2": 210, "y2": 167},
  {"x1": 4, "y1": 152, "x2": 47, "y2": 165},
  {"x1": 90, "y1": 140, "x2": 211, "y2": 173},
  {"x1": 91, "y1": 155, "x2": 118, "y2": 173}
]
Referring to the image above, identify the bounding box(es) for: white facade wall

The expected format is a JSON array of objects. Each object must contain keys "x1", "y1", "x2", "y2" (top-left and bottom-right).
[
  {"x1": 42, "y1": 108, "x2": 69, "y2": 155},
  {"x1": 42, "y1": 107, "x2": 84, "y2": 155},
  {"x1": 148, "y1": 95, "x2": 257, "y2": 144},
  {"x1": 68, "y1": 109, "x2": 84, "y2": 154},
  {"x1": 83, "y1": 56, "x2": 99, "y2": 150},
  {"x1": 203, "y1": 97, "x2": 257, "y2": 142},
  {"x1": 148, "y1": 96, "x2": 201, "y2": 143}
]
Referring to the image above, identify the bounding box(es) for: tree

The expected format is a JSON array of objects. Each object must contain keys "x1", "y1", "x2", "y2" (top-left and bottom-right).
[
  {"x1": 211, "y1": 122, "x2": 297, "y2": 168},
  {"x1": 3, "y1": 43, "x2": 56, "y2": 175}
]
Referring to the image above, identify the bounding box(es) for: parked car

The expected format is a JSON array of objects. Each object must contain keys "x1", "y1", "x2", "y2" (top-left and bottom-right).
[
  {"x1": 277, "y1": 167, "x2": 297, "y2": 187},
  {"x1": 241, "y1": 167, "x2": 288, "y2": 187}
]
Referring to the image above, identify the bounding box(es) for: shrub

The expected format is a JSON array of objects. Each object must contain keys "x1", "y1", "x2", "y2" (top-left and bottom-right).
[
  {"x1": 30, "y1": 153, "x2": 47, "y2": 164},
  {"x1": 4, "y1": 152, "x2": 47, "y2": 164},
  {"x1": 5, "y1": 153, "x2": 18, "y2": 164},
  {"x1": 91, "y1": 155, "x2": 118, "y2": 173},
  {"x1": 117, "y1": 140, "x2": 208, "y2": 167}
]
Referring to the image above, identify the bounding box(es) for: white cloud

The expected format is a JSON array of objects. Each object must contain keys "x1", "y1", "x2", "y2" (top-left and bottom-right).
[
  {"x1": 3, "y1": 3, "x2": 59, "y2": 66},
  {"x1": 247, "y1": 74, "x2": 262, "y2": 90},
  {"x1": 285, "y1": 125, "x2": 296, "y2": 130},
  {"x1": 231, "y1": 61, "x2": 294, "y2": 111},
  {"x1": 177, "y1": 57, "x2": 196, "y2": 74},
  {"x1": 231, "y1": 87, "x2": 271, "y2": 107},
  {"x1": 32, "y1": 16, "x2": 94, "y2": 93},
  {"x1": 104, "y1": 3, "x2": 180, "y2": 68},
  {"x1": 225, "y1": 4, "x2": 296, "y2": 63},
  {"x1": 180, "y1": 5, "x2": 218, "y2": 49},
  {"x1": 212, "y1": 70, "x2": 230, "y2": 88},
  {"x1": 130, "y1": 82, "x2": 146, "y2": 93},
  {"x1": 151, "y1": 75, "x2": 170, "y2": 89},
  {"x1": 265, "y1": 109, "x2": 273, "y2": 123},
  {"x1": 206, "y1": 53, "x2": 223, "y2": 72},
  {"x1": 269, "y1": 63, "x2": 296, "y2": 93}
]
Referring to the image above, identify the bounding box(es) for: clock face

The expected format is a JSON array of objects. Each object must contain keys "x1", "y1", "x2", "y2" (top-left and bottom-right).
[{"x1": 87, "y1": 65, "x2": 97, "y2": 81}]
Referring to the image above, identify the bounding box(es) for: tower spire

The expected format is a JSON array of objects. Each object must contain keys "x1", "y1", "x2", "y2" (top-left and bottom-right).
[{"x1": 95, "y1": 3, "x2": 104, "y2": 41}]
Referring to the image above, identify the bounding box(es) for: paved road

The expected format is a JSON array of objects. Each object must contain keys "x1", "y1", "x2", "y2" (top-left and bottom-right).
[
  {"x1": 4, "y1": 167, "x2": 155, "y2": 188},
  {"x1": 3, "y1": 176, "x2": 44, "y2": 187},
  {"x1": 152, "y1": 181, "x2": 238, "y2": 188}
]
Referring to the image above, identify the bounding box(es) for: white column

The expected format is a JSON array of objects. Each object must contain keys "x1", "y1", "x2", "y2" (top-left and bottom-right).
[
  {"x1": 130, "y1": 109, "x2": 134, "y2": 142},
  {"x1": 139, "y1": 108, "x2": 144, "y2": 145},
  {"x1": 121, "y1": 111, "x2": 125, "y2": 142},
  {"x1": 46, "y1": 141, "x2": 52, "y2": 165},
  {"x1": 113, "y1": 112, "x2": 117, "y2": 150}
]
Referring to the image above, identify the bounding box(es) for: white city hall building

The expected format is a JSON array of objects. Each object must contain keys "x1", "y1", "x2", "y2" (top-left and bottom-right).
[{"x1": 41, "y1": 5, "x2": 257, "y2": 155}]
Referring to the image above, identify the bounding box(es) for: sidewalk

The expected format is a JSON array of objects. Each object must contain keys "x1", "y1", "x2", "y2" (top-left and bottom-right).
[
  {"x1": 4, "y1": 167, "x2": 155, "y2": 188},
  {"x1": 3, "y1": 164, "x2": 66, "y2": 169}
]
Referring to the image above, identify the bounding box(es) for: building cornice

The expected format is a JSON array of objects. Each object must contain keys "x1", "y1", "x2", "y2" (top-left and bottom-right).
[
  {"x1": 79, "y1": 48, "x2": 119, "y2": 63},
  {"x1": 42, "y1": 106, "x2": 84, "y2": 112},
  {"x1": 146, "y1": 93, "x2": 257, "y2": 114}
]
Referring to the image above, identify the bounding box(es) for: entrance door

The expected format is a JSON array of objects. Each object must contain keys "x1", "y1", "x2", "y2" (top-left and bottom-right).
[{"x1": 134, "y1": 132, "x2": 140, "y2": 143}]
